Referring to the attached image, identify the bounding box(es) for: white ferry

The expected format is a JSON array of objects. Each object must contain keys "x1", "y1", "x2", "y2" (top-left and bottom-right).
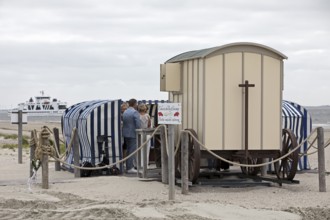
[{"x1": 10, "y1": 91, "x2": 67, "y2": 117}]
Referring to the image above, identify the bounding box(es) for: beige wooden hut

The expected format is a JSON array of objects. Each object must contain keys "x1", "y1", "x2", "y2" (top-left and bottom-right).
[{"x1": 160, "y1": 42, "x2": 287, "y2": 151}]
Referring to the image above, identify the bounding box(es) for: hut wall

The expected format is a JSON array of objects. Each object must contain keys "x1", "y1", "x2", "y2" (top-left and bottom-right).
[
  {"x1": 166, "y1": 43, "x2": 286, "y2": 151},
  {"x1": 169, "y1": 58, "x2": 206, "y2": 145},
  {"x1": 169, "y1": 53, "x2": 283, "y2": 151}
]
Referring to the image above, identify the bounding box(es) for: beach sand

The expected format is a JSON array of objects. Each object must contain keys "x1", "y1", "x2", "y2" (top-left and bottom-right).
[{"x1": 0, "y1": 121, "x2": 329, "y2": 219}]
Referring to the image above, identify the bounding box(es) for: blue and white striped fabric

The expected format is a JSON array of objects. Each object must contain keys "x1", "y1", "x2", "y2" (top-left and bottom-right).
[
  {"x1": 62, "y1": 100, "x2": 122, "y2": 171},
  {"x1": 282, "y1": 100, "x2": 312, "y2": 170}
]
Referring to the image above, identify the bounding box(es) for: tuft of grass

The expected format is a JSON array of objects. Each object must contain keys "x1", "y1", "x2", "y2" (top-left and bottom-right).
[
  {"x1": 60, "y1": 143, "x2": 66, "y2": 153},
  {"x1": 0, "y1": 133, "x2": 18, "y2": 140},
  {"x1": 0, "y1": 133, "x2": 30, "y2": 140},
  {"x1": 22, "y1": 137, "x2": 30, "y2": 146},
  {"x1": 0, "y1": 135, "x2": 30, "y2": 149},
  {"x1": 2, "y1": 144, "x2": 17, "y2": 150}
]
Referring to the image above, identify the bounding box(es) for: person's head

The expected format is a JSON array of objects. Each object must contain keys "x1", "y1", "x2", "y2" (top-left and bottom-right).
[
  {"x1": 121, "y1": 102, "x2": 128, "y2": 113},
  {"x1": 138, "y1": 104, "x2": 147, "y2": 114},
  {"x1": 128, "y1": 99, "x2": 138, "y2": 109}
]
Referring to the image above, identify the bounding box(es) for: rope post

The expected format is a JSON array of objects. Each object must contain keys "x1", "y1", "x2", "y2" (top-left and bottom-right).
[
  {"x1": 136, "y1": 131, "x2": 141, "y2": 177},
  {"x1": 261, "y1": 158, "x2": 268, "y2": 176},
  {"x1": 18, "y1": 110, "x2": 23, "y2": 164},
  {"x1": 53, "y1": 128, "x2": 61, "y2": 171},
  {"x1": 168, "y1": 125, "x2": 175, "y2": 201},
  {"x1": 317, "y1": 127, "x2": 326, "y2": 192},
  {"x1": 73, "y1": 128, "x2": 80, "y2": 178},
  {"x1": 181, "y1": 132, "x2": 189, "y2": 194},
  {"x1": 142, "y1": 131, "x2": 148, "y2": 178},
  {"x1": 29, "y1": 131, "x2": 36, "y2": 177},
  {"x1": 41, "y1": 127, "x2": 50, "y2": 189},
  {"x1": 161, "y1": 126, "x2": 168, "y2": 184}
]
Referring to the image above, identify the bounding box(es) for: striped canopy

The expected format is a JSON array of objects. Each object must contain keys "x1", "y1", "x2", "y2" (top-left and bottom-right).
[
  {"x1": 62, "y1": 100, "x2": 122, "y2": 170},
  {"x1": 282, "y1": 100, "x2": 312, "y2": 170}
]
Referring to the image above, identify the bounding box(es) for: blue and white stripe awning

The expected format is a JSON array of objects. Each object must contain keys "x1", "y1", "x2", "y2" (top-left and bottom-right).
[
  {"x1": 282, "y1": 100, "x2": 312, "y2": 170},
  {"x1": 62, "y1": 100, "x2": 122, "y2": 170}
]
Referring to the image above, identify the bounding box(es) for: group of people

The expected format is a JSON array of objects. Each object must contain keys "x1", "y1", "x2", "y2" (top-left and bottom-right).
[{"x1": 121, "y1": 98, "x2": 151, "y2": 174}]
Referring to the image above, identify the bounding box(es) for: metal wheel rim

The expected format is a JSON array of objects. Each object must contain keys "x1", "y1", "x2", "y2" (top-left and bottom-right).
[{"x1": 276, "y1": 128, "x2": 299, "y2": 181}]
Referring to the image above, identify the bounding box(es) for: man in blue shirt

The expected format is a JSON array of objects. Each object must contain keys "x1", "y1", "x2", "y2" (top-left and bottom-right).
[{"x1": 123, "y1": 99, "x2": 141, "y2": 174}]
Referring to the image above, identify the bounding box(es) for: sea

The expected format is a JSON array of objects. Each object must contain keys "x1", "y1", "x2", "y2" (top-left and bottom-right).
[
  {"x1": 0, "y1": 110, "x2": 62, "y2": 123},
  {"x1": 305, "y1": 106, "x2": 330, "y2": 129},
  {"x1": 0, "y1": 107, "x2": 329, "y2": 127}
]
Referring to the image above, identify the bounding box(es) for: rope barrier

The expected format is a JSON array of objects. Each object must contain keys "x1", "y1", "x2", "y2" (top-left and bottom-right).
[
  {"x1": 30, "y1": 124, "x2": 329, "y2": 171},
  {"x1": 44, "y1": 126, "x2": 66, "y2": 144},
  {"x1": 53, "y1": 127, "x2": 76, "y2": 160},
  {"x1": 182, "y1": 128, "x2": 319, "y2": 168},
  {"x1": 299, "y1": 139, "x2": 330, "y2": 157},
  {"x1": 49, "y1": 125, "x2": 167, "y2": 171},
  {"x1": 30, "y1": 127, "x2": 76, "y2": 162}
]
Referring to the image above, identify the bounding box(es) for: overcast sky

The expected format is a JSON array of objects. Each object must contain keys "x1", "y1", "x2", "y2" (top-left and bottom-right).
[{"x1": 0, "y1": 0, "x2": 329, "y2": 108}]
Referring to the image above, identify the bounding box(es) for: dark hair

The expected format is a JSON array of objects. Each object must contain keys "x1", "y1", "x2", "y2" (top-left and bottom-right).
[{"x1": 128, "y1": 99, "x2": 137, "y2": 107}]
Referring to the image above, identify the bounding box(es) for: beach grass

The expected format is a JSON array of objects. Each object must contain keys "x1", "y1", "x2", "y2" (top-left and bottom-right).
[
  {"x1": 0, "y1": 133, "x2": 30, "y2": 149},
  {"x1": 0, "y1": 133, "x2": 30, "y2": 141}
]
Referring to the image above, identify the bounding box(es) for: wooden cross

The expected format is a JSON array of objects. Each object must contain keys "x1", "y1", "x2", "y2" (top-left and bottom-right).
[{"x1": 239, "y1": 80, "x2": 255, "y2": 159}]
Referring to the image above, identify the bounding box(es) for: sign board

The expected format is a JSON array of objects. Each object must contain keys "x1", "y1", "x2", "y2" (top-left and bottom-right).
[
  {"x1": 11, "y1": 110, "x2": 28, "y2": 124},
  {"x1": 158, "y1": 103, "x2": 181, "y2": 125}
]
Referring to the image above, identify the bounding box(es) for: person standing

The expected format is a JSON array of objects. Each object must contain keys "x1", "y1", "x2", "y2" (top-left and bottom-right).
[
  {"x1": 120, "y1": 102, "x2": 129, "y2": 167},
  {"x1": 122, "y1": 99, "x2": 141, "y2": 174},
  {"x1": 138, "y1": 104, "x2": 151, "y2": 129},
  {"x1": 138, "y1": 104, "x2": 151, "y2": 167}
]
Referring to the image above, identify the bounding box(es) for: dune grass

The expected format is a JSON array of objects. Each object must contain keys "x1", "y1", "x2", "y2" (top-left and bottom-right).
[{"x1": 0, "y1": 133, "x2": 30, "y2": 149}]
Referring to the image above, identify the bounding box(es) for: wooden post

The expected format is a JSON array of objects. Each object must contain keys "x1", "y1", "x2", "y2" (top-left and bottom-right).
[
  {"x1": 317, "y1": 127, "x2": 326, "y2": 192},
  {"x1": 168, "y1": 125, "x2": 175, "y2": 200},
  {"x1": 53, "y1": 128, "x2": 61, "y2": 171},
  {"x1": 73, "y1": 128, "x2": 80, "y2": 178},
  {"x1": 142, "y1": 131, "x2": 148, "y2": 178},
  {"x1": 42, "y1": 153, "x2": 49, "y2": 189},
  {"x1": 261, "y1": 158, "x2": 268, "y2": 176},
  {"x1": 41, "y1": 127, "x2": 50, "y2": 189},
  {"x1": 18, "y1": 110, "x2": 23, "y2": 164},
  {"x1": 161, "y1": 126, "x2": 168, "y2": 184},
  {"x1": 29, "y1": 131, "x2": 36, "y2": 177},
  {"x1": 181, "y1": 132, "x2": 189, "y2": 194},
  {"x1": 136, "y1": 131, "x2": 141, "y2": 177}
]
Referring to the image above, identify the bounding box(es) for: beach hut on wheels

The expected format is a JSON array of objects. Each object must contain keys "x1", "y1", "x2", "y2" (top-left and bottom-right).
[
  {"x1": 62, "y1": 100, "x2": 123, "y2": 174},
  {"x1": 161, "y1": 42, "x2": 300, "y2": 183}
]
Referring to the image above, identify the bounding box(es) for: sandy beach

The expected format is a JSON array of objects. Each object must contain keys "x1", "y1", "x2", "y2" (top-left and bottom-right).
[{"x1": 0, "y1": 121, "x2": 330, "y2": 219}]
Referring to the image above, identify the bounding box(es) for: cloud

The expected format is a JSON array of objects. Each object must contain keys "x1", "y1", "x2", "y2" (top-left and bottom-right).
[{"x1": 0, "y1": 0, "x2": 329, "y2": 108}]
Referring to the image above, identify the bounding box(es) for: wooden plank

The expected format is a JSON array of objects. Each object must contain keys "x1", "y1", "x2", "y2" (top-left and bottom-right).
[
  {"x1": 53, "y1": 128, "x2": 61, "y2": 171},
  {"x1": 168, "y1": 125, "x2": 175, "y2": 200},
  {"x1": 18, "y1": 110, "x2": 23, "y2": 164},
  {"x1": 181, "y1": 132, "x2": 189, "y2": 194},
  {"x1": 317, "y1": 127, "x2": 326, "y2": 192},
  {"x1": 161, "y1": 126, "x2": 169, "y2": 184},
  {"x1": 29, "y1": 131, "x2": 36, "y2": 177},
  {"x1": 73, "y1": 128, "x2": 80, "y2": 178}
]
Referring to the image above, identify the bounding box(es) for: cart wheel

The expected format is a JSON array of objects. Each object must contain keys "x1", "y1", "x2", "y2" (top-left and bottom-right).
[
  {"x1": 240, "y1": 158, "x2": 261, "y2": 176},
  {"x1": 275, "y1": 128, "x2": 299, "y2": 181},
  {"x1": 175, "y1": 129, "x2": 201, "y2": 184}
]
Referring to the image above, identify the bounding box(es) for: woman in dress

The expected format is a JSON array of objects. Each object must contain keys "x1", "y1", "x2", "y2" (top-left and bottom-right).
[{"x1": 138, "y1": 104, "x2": 151, "y2": 167}]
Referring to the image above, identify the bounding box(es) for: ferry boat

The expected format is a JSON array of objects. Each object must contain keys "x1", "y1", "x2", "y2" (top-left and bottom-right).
[{"x1": 10, "y1": 91, "x2": 67, "y2": 117}]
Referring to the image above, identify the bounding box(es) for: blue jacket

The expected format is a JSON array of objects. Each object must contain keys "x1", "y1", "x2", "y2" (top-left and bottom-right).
[{"x1": 122, "y1": 107, "x2": 141, "y2": 138}]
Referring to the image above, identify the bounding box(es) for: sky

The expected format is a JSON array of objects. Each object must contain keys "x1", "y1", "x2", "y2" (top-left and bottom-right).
[{"x1": 0, "y1": 0, "x2": 329, "y2": 109}]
